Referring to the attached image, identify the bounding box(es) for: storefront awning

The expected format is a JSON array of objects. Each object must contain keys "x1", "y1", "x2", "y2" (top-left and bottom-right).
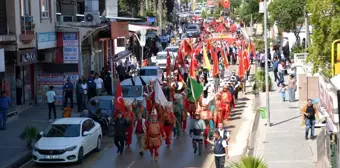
[
  {"x1": 128, "y1": 24, "x2": 158, "y2": 32},
  {"x1": 112, "y1": 50, "x2": 132, "y2": 62}
]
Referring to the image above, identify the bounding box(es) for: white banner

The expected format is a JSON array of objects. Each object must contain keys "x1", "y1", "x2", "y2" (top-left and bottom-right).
[{"x1": 0, "y1": 49, "x2": 4, "y2": 72}]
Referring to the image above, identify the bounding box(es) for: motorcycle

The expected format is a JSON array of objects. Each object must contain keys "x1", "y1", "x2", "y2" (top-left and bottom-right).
[{"x1": 96, "y1": 113, "x2": 115, "y2": 137}]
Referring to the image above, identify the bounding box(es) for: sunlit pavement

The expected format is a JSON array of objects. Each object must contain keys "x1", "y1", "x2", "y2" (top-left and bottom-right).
[{"x1": 21, "y1": 65, "x2": 256, "y2": 168}]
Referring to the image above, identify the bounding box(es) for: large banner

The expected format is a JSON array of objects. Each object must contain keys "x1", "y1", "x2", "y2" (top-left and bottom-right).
[{"x1": 37, "y1": 73, "x2": 64, "y2": 105}]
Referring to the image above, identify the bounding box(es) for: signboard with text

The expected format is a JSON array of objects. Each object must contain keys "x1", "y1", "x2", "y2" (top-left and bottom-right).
[
  {"x1": 63, "y1": 32, "x2": 79, "y2": 64},
  {"x1": 37, "y1": 32, "x2": 57, "y2": 49}
]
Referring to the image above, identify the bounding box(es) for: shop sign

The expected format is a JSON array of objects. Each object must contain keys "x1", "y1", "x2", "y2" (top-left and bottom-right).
[
  {"x1": 18, "y1": 49, "x2": 37, "y2": 65},
  {"x1": 0, "y1": 49, "x2": 4, "y2": 72},
  {"x1": 36, "y1": 72, "x2": 64, "y2": 105},
  {"x1": 37, "y1": 32, "x2": 57, "y2": 50},
  {"x1": 63, "y1": 32, "x2": 79, "y2": 64}
]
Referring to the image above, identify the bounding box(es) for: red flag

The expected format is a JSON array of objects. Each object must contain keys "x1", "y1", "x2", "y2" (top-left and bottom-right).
[
  {"x1": 218, "y1": 0, "x2": 223, "y2": 7},
  {"x1": 207, "y1": 40, "x2": 213, "y2": 52},
  {"x1": 183, "y1": 40, "x2": 192, "y2": 54},
  {"x1": 221, "y1": 44, "x2": 229, "y2": 68},
  {"x1": 224, "y1": 0, "x2": 230, "y2": 9},
  {"x1": 178, "y1": 74, "x2": 184, "y2": 82},
  {"x1": 114, "y1": 80, "x2": 126, "y2": 113},
  {"x1": 243, "y1": 49, "x2": 250, "y2": 71},
  {"x1": 238, "y1": 52, "x2": 245, "y2": 78},
  {"x1": 166, "y1": 49, "x2": 171, "y2": 76},
  {"x1": 189, "y1": 56, "x2": 196, "y2": 78},
  {"x1": 212, "y1": 47, "x2": 219, "y2": 76}
]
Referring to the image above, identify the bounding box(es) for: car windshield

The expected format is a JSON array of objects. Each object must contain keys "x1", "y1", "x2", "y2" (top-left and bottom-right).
[
  {"x1": 44, "y1": 124, "x2": 80, "y2": 137},
  {"x1": 98, "y1": 100, "x2": 112, "y2": 110},
  {"x1": 121, "y1": 85, "x2": 142, "y2": 97},
  {"x1": 157, "y1": 54, "x2": 167, "y2": 59},
  {"x1": 187, "y1": 26, "x2": 197, "y2": 30},
  {"x1": 166, "y1": 47, "x2": 178, "y2": 53},
  {"x1": 139, "y1": 69, "x2": 158, "y2": 76}
]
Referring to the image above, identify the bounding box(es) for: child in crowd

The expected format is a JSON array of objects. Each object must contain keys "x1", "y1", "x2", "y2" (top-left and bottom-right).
[{"x1": 279, "y1": 83, "x2": 287, "y2": 102}]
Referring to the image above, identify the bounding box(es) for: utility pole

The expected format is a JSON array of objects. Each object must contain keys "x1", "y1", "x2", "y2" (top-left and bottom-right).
[
  {"x1": 158, "y1": 0, "x2": 163, "y2": 34},
  {"x1": 304, "y1": 8, "x2": 310, "y2": 48},
  {"x1": 264, "y1": 0, "x2": 270, "y2": 127}
]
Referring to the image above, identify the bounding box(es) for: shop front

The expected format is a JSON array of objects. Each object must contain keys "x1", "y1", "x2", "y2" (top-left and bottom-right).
[{"x1": 17, "y1": 48, "x2": 37, "y2": 105}]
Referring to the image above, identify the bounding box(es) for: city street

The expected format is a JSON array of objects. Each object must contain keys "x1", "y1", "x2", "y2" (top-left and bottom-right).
[{"x1": 19, "y1": 65, "x2": 256, "y2": 168}]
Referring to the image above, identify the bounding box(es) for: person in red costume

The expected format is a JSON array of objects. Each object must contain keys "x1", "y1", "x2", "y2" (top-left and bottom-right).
[
  {"x1": 143, "y1": 93, "x2": 153, "y2": 121},
  {"x1": 214, "y1": 93, "x2": 224, "y2": 127},
  {"x1": 160, "y1": 102, "x2": 176, "y2": 148},
  {"x1": 220, "y1": 84, "x2": 231, "y2": 121},
  {"x1": 145, "y1": 113, "x2": 166, "y2": 161},
  {"x1": 199, "y1": 103, "x2": 213, "y2": 148},
  {"x1": 124, "y1": 100, "x2": 135, "y2": 147}
]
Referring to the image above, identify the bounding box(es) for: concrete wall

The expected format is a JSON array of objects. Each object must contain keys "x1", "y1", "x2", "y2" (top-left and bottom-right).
[{"x1": 6, "y1": 0, "x2": 17, "y2": 35}]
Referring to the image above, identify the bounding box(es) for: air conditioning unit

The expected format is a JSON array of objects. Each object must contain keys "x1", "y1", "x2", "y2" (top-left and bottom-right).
[
  {"x1": 59, "y1": 15, "x2": 74, "y2": 22},
  {"x1": 84, "y1": 12, "x2": 100, "y2": 25}
]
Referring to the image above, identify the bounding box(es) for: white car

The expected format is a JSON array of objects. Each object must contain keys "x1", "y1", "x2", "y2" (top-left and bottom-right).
[
  {"x1": 32, "y1": 118, "x2": 102, "y2": 163},
  {"x1": 156, "y1": 51, "x2": 176, "y2": 70},
  {"x1": 165, "y1": 46, "x2": 179, "y2": 57},
  {"x1": 139, "y1": 66, "x2": 163, "y2": 83}
]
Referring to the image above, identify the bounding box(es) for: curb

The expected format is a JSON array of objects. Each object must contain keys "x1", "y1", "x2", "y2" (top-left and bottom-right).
[{"x1": 3, "y1": 151, "x2": 31, "y2": 168}]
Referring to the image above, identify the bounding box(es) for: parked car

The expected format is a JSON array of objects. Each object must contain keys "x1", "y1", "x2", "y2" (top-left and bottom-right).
[
  {"x1": 32, "y1": 118, "x2": 102, "y2": 164},
  {"x1": 139, "y1": 66, "x2": 163, "y2": 83},
  {"x1": 186, "y1": 24, "x2": 200, "y2": 38}
]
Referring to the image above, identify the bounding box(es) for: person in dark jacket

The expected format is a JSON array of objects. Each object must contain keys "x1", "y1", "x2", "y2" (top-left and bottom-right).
[
  {"x1": 87, "y1": 71, "x2": 96, "y2": 100},
  {"x1": 104, "y1": 72, "x2": 112, "y2": 95},
  {"x1": 114, "y1": 112, "x2": 130, "y2": 155},
  {"x1": 75, "y1": 79, "x2": 84, "y2": 112},
  {"x1": 206, "y1": 130, "x2": 229, "y2": 168}
]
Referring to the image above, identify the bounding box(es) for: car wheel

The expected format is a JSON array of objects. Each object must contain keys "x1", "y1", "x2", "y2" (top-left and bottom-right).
[
  {"x1": 77, "y1": 147, "x2": 84, "y2": 164},
  {"x1": 95, "y1": 136, "x2": 102, "y2": 152}
]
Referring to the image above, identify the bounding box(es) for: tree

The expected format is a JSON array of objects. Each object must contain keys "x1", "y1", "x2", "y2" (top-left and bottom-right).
[
  {"x1": 235, "y1": 0, "x2": 263, "y2": 26},
  {"x1": 201, "y1": 10, "x2": 207, "y2": 19},
  {"x1": 306, "y1": 0, "x2": 340, "y2": 77},
  {"x1": 268, "y1": 0, "x2": 305, "y2": 45},
  {"x1": 230, "y1": 0, "x2": 242, "y2": 14},
  {"x1": 229, "y1": 156, "x2": 268, "y2": 168}
]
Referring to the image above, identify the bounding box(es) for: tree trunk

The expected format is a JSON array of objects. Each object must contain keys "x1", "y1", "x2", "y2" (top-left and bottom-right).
[
  {"x1": 153, "y1": 0, "x2": 157, "y2": 14},
  {"x1": 145, "y1": 0, "x2": 149, "y2": 11},
  {"x1": 158, "y1": 0, "x2": 163, "y2": 34},
  {"x1": 140, "y1": 0, "x2": 145, "y2": 16}
]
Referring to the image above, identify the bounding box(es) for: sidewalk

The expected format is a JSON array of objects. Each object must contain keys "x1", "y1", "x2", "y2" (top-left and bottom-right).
[
  {"x1": 0, "y1": 105, "x2": 80, "y2": 168},
  {"x1": 255, "y1": 84, "x2": 316, "y2": 168}
]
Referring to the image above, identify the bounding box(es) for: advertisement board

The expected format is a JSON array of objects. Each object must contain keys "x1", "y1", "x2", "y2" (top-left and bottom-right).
[
  {"x1": 37, "y1": 73, "x2": 64, "y2": 105},
  {"x1": 63, "y1": 32, "x2": 79, "y2": 64}
]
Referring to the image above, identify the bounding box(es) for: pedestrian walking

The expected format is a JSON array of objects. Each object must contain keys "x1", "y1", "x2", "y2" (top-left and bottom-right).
[
  {"x1": 87, "y1": 71, "x2": 96, "y2": 100},
  {"x1": 287, "y1": 74, "x2": 296, "y2": 102},
  {"x1": 63, "y1": 78, "x2": 74, "y2": 109},
  {"x1": 104, "y1": 72, "x2": 112, "y2": 95},
  {"x1": 45, "y1": 86, "x2": 57, "y2": 121},
  {"x1": 279, "y1": 83, "x2": 287, "y2": 102},
  {"x1": 81, "y1": 79, "x2": 88, "y2": 107},
  {"x1": 0, "y1": 91, "x2": 11, "y2": 130},
  {"x1": 114, "y1": 112, "x2": 130, "y2": 156},
  {"x1": 94, "y1": 73, "x2": 103, "y2": 96},
  {"x1": 273, "y1": 57, "x2": 279, "y2": 82},
  {"x1": 278, "y1": 60, "x2": 286, "y2": 82},
  {"x1": 189, "y1": 112, "x2": 206, "y2": 156},
  {"x1": 216, "y1": 123, "x2": 230, "y2": 143},
  {"x1": 134, "y1": 113, "x2": 147, "y2": 156},
  {"x1": 302, "y1": 99, "x2": 319, "y2": 140},
  {"x1": 76, "y1": 79, "x2": 84, "y2": 112},
  {"x1": 206, "y1": 130, "x2": 229, "y2": 168},
  {"x1": 145, "y1": 113, "x2": 166, "y2": 161}
]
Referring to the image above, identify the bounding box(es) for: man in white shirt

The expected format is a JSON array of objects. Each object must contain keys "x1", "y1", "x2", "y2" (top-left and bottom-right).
[
  {"x1": 206, "y1": 130, "x2": 229, "y2": 168},
  {"x1": 46, "y1": 86, "x2": 57, "y2": 121},
  {"x1": 216, "y1": 123, "x2": 230, "y2": 142},
  {"x1": 94, "y1": 73, "x2": 103, "y2": 96}
]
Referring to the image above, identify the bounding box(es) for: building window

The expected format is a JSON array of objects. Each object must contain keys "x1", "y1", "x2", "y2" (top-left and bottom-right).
[
  {"x1": 117, "y1": 38, "x2": 125, "y2": 47},
  {"x1": 41, "y1": 0, "x2": 49, "y2": 18},
  {"x1": 20, "y1": 0, "x2": 30, "y2": 16}
]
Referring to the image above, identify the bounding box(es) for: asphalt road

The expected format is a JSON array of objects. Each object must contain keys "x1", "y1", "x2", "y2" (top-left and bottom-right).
[{"x1": 21, "y1": 65, "x2": 253, "y2": 168}]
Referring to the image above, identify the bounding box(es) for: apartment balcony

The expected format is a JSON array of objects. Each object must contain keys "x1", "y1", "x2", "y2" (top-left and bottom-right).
[{"x1": 19, "y1": 16, "x2": 35, "y2": 43}]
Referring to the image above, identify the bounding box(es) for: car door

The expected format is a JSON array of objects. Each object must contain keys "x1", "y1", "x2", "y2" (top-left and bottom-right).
[
  {"x1": 86, "y1": 119, "x2": 96, "y2": 151},
  {"x1": 81, "y1": 120, "x2": 91, "y2": 154}
]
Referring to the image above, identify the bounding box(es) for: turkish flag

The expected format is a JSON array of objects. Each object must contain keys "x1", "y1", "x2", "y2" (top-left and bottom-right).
[
  {"x1": 224, "y1": 0, "x2": 230, "y2": 9},
  {"x1": 212, "y1": 47, "x2": 219, "y2": 76},
  {"x1": 114, "y1": 80, "x2": 126, "y2": 113},
  {"x1": 221, "y1": 45, "x2": 229, "y2": 68}
]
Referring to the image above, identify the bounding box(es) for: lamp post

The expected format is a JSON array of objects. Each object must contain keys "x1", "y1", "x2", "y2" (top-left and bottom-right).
[{"x1": 263, "y1": 0, "x2": 271, "y2": 127}]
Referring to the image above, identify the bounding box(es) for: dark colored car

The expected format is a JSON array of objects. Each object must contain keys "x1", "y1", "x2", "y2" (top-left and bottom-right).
[{"x1": 186, "y1": 24, "x2": 200, "y2": 38}]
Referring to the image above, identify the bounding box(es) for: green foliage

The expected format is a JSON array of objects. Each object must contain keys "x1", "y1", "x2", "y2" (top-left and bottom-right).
[
  {"x1": 229, "y1": 155, "x2": 268, "y2": 168},
  {"x1": 213, "y1": 8, "x2": 221, "y2": 18},
  {"x1": 235, "y1": 0, "x2": 263, "y2": 26},
  {"x1": 255, "y1": 69, "x2": 272, "y2": 92},
  {"x1": 289, "y1": 44, "x2": 306, "y2": 58},
  {"x1": 331, "y1": 142, "x2": 337, "y2": 168},
  {"x1": 19, "y1": 125, "x2": 40, "y2": 150},
  {"x1": 268, "y1": 0, "x2": 305, "y2": 42},
  {"x1": 253, "y1": 38, "x2": 273, "y2": 51},
  {"x1": 230, "y1": 0, "x2": 242, "y2": 13},
  {"x1": 145, "y1": 9, "x2": 155, "y2": 17},
  {"x1": 201, "y1": 10, "x2": 207, "y2": 19},
  {"x1": 305, "y1": 0, "x2": 340, "y2": 77}
]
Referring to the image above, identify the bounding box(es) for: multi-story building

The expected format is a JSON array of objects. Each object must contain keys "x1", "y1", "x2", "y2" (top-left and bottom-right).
[{"x1": 0, "y1": 0, "x2": 57, "y2": 111}]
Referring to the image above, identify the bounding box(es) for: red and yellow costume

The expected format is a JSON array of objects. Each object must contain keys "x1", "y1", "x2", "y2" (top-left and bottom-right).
[
  {"x1": 160, "y1": 105, "x2": 176, "y2": 147},
  {"x1": 124, "y1": 107, "x2": 135, "y2": 146},
  {"x1": 221, "y1": 87, "x2": 231, "y2": 120},
  {"x1": 145, "y1": 113, "x2": 166, "y2": 161},
  {"x1": 214, "y1": 94, "x2": 224, "y2": 127}
]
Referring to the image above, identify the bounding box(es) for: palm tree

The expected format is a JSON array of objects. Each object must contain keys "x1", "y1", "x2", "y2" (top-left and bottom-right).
[{"x1": 229, "y1": 156, "x2": 268, "y2": 168}]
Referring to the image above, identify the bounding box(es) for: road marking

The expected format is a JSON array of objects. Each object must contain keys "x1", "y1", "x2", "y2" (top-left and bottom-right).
[
  {"x1": 19, "y1": 160, "x2": 32, "y2": 168},
  {"x1": 126, "y1": 161, "x2": 136, "y2": 168}
]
